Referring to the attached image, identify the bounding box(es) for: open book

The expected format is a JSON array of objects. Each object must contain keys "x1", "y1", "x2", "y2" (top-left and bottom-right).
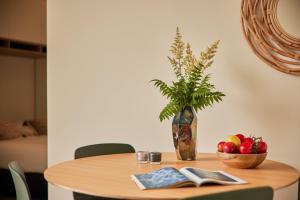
[{"x1": 131, "y1": 167, "x2": 247, "y2": 190}]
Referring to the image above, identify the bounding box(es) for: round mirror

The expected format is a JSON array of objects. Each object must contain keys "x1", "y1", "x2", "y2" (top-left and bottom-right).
[
  {"x1": 277, "y1": 0, "x2": 300, "y2": 39},
  {"x1": 241, "y1": 0, "x2": 300, "y2": 76}
]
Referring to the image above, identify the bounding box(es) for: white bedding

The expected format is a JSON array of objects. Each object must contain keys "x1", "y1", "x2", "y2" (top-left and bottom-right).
[{"x1": 0, "y1": 135, "x2": 47, "y2": 173}]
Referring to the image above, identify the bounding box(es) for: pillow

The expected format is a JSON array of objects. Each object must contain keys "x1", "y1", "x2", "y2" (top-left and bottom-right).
[
  {"x1": 22, "y1": 121, "x2": 39, "y2": 136},
  {"x1": 0, "y1": 121, "x2": 22, "y2": 140},
  {"x1": 24, "y1": 119, "x2": 47, "y2": 135},
  {"x1": 0, "y1": 121, "x2": 38, "y2": 140}
]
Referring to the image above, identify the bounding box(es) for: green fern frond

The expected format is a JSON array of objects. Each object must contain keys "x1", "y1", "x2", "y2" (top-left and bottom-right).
[
  {"x1": 188, "y1": 67, "x2": 203, "y2": 86},
  {"x1": 151, "y1": 79, "x2": 172, "y2": 98},
  {"x1": 192, "y1": 91, "x2": 225, "y2": 112},
  {"x1": 159, "y1": 101, "x2": 181, "y2": 122}
]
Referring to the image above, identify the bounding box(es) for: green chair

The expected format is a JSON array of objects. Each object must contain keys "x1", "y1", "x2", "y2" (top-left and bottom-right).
[
  {"x1": 182, "y1": 186, "x2": 273, "y2": 200},
  {"x1": 8, "y1": 161, "x2": 31, "y2": 200},
  {"x1": 291, "y1": 178, "x2": 299, "y2": 200},
  {"x1": 73, "y1": 143, "x2": 135, "y2": 200}
]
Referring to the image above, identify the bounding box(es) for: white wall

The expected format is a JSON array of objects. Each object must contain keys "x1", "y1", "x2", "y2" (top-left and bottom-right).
[{"x1": 48, "y1": 0, "x2": 300, "y2": 199}]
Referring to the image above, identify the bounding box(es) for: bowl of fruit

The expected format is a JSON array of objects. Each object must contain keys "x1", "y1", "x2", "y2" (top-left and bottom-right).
[{"x1": 217, "y1": 134, "x2": 268, "y2": 169}]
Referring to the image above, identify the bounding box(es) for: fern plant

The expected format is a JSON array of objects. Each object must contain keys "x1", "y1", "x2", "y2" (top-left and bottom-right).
[{"x1": 152, "y1": 28, "x2": 225, "y2": 121}]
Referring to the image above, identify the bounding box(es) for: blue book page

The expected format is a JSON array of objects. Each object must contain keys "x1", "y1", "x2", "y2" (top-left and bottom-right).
[{"x1": 132, "y1": 167, "x2": 193, "y2": 189}]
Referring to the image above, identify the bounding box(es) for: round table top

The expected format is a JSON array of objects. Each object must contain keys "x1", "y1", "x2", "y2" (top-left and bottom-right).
[{"x1": 44, "y1": 153, "x2": 299, "y2": 199}]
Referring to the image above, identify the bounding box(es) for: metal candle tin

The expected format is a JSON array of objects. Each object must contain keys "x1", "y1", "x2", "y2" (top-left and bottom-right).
[
  {"x1": 149, "y1": 152, "x2": 162, "y2": 164},
  {"x1": 136, "y1": 151, "x2": 149, "y2": 163}
]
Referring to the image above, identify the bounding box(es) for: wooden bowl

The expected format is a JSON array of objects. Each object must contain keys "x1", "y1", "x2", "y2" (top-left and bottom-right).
[{"x1": 217, "y1": 152, "x2": 267, "y2": 169}]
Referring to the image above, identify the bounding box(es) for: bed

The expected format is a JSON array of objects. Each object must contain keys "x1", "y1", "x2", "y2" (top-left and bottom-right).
[
  {"x1": 0, "y1": 135, "x2": 47, "y2": 173},
  {"x1": 0, "y1": 121, "x2": 47, "y2": 199}
]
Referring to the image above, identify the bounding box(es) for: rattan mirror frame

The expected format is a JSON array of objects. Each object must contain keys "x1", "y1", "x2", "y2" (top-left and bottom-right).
[{"x1": 241, "y1": 0, "x2": 300, "y2": 76}]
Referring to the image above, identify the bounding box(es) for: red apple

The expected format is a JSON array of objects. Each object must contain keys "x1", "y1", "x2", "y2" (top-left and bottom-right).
[
  {"x1": 239, "y1": 142, "x2": 253, "y2": 154},
  {"x1": 217, "y1": 141, "x2": 225, "y2": 152},
  {"x1": 235, "y1": 134, "x2": 245, "y2": 143},
  {"x1": 244, "y1": 137, "x2": 254, "y2": 144},
  {"x1": 223, "y1": 142, "x2": 236, "y2": 153},
  {"x1": 257, "y1": 141, "x2": 267, "y2": 153}
]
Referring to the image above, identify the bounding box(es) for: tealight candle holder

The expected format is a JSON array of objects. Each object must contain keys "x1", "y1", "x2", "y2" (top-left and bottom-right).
[
  {"x1": 149, "y1": 152, "x2": 162, "y2": 164},
  {"x1": 136, "y1": 151, "x2": 149, "y2": 164}
]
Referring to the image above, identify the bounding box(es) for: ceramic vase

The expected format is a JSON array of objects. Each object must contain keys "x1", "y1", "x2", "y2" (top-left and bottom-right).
[{"x1": 172, "y1": 106, "x2": 197, "y2": 160}]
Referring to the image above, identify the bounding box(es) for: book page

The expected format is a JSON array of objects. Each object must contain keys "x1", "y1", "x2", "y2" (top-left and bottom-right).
[
  {"x1": 131, "y1": 167, "x2": 195, "y2": 190},
  {"x1": 180, "y1": 167, "x2": 247, "y2": 186}
]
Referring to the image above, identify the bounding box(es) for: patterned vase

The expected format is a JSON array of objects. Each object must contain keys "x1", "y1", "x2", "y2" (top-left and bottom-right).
[{"x1": 172, "y1": 106, "x2": 197, "y2": 160}]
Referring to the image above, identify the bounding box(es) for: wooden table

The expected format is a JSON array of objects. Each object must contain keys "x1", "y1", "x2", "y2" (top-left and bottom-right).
[{"x1": 44, "y1": 153, "x2": 299, "y2": 199}]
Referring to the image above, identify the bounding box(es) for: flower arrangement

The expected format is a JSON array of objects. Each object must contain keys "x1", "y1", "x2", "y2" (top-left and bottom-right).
[{"x1": 152, "y1": 28, "x2": 225, "y2": 121}]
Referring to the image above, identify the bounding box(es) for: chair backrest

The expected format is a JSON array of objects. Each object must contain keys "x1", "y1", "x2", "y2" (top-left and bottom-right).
[
  {"x1": 73, "y1": 143, "x2": 135, "y2": 200},
  {"x1": 182, "y1": 186, "x2": 273, "y2": 200},
  {"x1": 8, "y1": 161, "x2": 31, "y2": 200},
  {"x1": 74, "y1": 143, "x2": 135, "y2": 159},
  {"x1": 298, "y1": 178, "x2": 300, "y2": 200}
]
